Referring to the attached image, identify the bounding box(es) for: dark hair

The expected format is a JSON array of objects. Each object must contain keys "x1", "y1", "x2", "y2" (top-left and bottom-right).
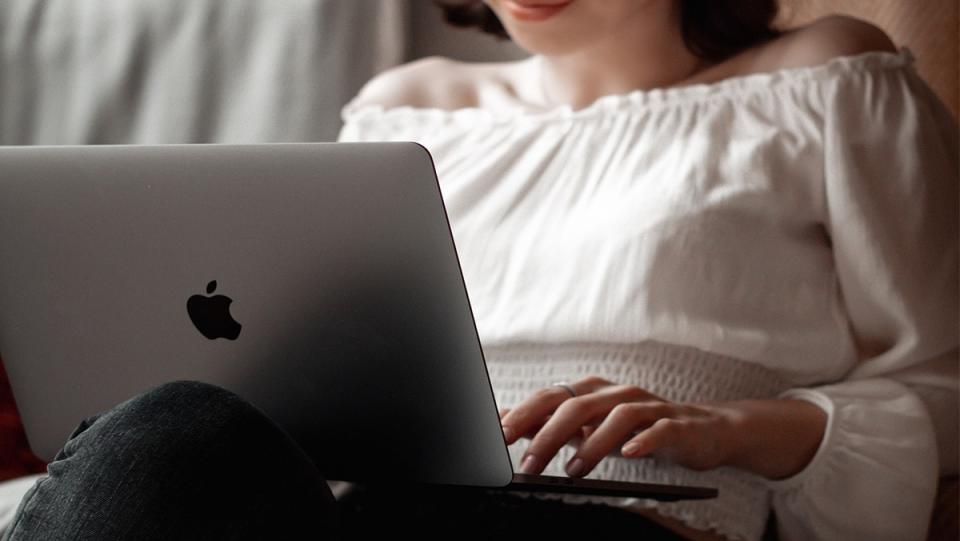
[{"x1": 433, "y1": 0, "x2": 784, "y2": 63}]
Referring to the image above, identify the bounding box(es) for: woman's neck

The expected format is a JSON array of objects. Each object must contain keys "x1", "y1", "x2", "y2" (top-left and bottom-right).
[{"x1": 534, "y1": 2, "x2": 714, "y2": 110}]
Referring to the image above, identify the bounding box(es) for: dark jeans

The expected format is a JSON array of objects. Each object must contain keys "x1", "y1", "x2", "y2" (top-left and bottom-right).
[{"x1": 1, "y1": 380, "x2": 685, "y2": 540}]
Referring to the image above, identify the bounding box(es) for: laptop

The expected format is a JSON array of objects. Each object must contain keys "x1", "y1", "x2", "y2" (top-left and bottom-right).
[{"x1": 0, "y1": 143, "x2": 716, "y2": 502}]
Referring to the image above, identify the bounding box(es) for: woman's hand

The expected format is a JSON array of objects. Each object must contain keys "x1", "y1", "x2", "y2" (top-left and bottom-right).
[
  {"x1": 499, "y1": 376, "x2": 739, "y2": 477},
  {"x1": 498, "y1": 376, "x2": 827, "y2": 480}
]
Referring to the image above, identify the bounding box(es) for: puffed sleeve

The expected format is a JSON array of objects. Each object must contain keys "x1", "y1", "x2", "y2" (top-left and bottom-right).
[
  {"x1": 336, "y1": 98, "x2": 366, "y2": 142},
  {"x1": 336, "y1": 95, "x2": 392, "y2": 143},
  {"x1": 337, "y1": 96, "x2": 363, "y2": 143},
  {"x1": 765, "y1": 50, "x2": 959, "y2": 541}
]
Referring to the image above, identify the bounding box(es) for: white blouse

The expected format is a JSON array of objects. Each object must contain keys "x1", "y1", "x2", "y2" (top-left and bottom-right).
[{"x1": 337, "y1": 46, "x2": 959, "y2": 541}]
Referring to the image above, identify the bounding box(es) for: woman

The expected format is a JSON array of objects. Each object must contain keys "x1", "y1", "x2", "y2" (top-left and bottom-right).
[
  {"x1": 3, "y1": 1, "x2": 957, "y2": 540},
  {"x1": 335, "y1": 0, "x2": 957, "y2": 539}
]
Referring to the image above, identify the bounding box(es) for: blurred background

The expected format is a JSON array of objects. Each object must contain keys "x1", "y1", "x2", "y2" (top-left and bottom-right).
[{"x1": 0, "y1": 0, "x2": 956, "y2": 146}]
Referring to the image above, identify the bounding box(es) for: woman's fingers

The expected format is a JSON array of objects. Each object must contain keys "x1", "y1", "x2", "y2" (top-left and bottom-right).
[
  {"x1": 501, "y1": 408, "x2": 605, "y2": 438},
  {"x1": 517, "y1": 386, "x2": 648, "y2": 475},
  {"x1": 517, "y1": 414, "x2": 550, "y2": 439},
  {"x1": 621, "y1": 405, "x2": 730, "y2": 472},
  {"x1": 621, "y1": 417, "x2": 685, "y2": 461},
  {"x1": 499, "y1": 378, "x2": 669, "y2": 475},
  {"x1": 520, "y1": 416, "x2": 594, "y2": 442},
  {"x1": 501, "y1": 408, "x2": 553, "y2": 441},
  {"x1": 503, "y1": 385, "x2": 740, "y2": 478},
  {"x1": 562, "y1": 401, "x2": 671, "y2": 477},
  {"x1": 499, "y1": 376, "x2": 625, "y2": 446},
  {"x1": 500, "y1": 386, "x2": 581, "y2": 445}
]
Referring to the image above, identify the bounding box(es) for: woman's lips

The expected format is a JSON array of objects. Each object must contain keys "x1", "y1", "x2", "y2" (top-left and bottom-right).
[{"x1": 503, "y1": 0, "x2": 572, "y2": 22}]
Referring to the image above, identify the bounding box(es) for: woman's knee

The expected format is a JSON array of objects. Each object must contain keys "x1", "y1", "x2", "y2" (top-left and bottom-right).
[
  {"x1": 119, "y1": 379, "x2": 253, "y2": 432},
  {"x1": 48, "y1": 380, "x2": 255, "y2": 465},
  {"x1": 14, "y1": 379, "x2": 341, "y2": 540},
  {"x1": 71, "y1": 379, "x2": 318, "y2": 474}
]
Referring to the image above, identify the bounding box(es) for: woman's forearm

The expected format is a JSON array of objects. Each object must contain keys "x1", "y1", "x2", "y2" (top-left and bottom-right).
[{"x1": 719, "y1": 398, "x2": 828, "y2": 480}]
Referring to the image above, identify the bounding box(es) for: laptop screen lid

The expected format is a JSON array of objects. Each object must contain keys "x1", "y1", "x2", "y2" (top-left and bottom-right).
[
  {"x1": 0, "y1": 143, "x2": 717, "y2": 501},
  {"x1": 0, "y1": 142, "x2": 516, "y2": 487}
]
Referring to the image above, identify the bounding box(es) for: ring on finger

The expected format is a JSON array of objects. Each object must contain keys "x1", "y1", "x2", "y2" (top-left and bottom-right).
[{"x1": 550, "y1": 381, "x2": 577, "y2": 398}]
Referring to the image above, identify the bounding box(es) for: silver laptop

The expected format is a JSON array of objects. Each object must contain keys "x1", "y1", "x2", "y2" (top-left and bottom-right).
[{"x1": 0, "y1": 143, "x2": 716, "y2": 501}]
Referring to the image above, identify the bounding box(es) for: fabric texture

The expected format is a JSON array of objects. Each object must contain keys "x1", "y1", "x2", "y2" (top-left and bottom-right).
[{"x1": 337, "y1": 46, "x2": 959, "y2": 541}]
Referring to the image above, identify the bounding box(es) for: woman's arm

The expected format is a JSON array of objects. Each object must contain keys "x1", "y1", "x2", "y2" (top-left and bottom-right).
[{"x1": 712, "y1": 397, "x2": 827, "y2": 480}]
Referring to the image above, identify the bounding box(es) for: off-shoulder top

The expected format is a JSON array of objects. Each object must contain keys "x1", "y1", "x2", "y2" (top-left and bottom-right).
[{"x1": 337, "y1": 46, "x2": 959, "y2": 541}]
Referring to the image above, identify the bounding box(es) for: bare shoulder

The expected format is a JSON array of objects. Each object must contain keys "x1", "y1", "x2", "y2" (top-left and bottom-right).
[
  {"x1": 347, "y1": 55, "x2": 480, "y2": 111},
  {"x1": 347, "y1": 15, "x2": 900, "y2": 112},
  {"x1": 768, "y1": 14, "x2": 898, "y2": 70}
]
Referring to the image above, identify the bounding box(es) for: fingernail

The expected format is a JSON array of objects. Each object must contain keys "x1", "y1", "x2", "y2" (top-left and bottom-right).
[
  {"x1": 520, "y1": 454, "x2": 540, "y2": 474},
  {"x1": 502, "y1": 426, "x2": 514, "y2": 442},
  {"x1": 565, "y1": 457, "x2": 584, "y2": 477},
  {"x1": 622, "y1": 443, "x2": 641, "y2": 456}
]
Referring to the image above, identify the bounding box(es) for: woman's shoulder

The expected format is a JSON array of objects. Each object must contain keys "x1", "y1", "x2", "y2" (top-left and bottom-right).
[
  {"x1": 765, "y1": 15, "x2": 898, "y2": 71},
  {"x1": 700, "y1": 15, "x2": 897, "y2": 88},
  {"x1": 345, "y1": 54, "x2": 523, "y2": 113},
  {"x1": 346, "y1": 15, "x2": 898, "y2": 114}
]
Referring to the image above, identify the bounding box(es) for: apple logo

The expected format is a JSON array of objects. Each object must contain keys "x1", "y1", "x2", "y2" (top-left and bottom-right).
[{"x1": 187, "y1": 280, "x2": 242, "y2": 340}]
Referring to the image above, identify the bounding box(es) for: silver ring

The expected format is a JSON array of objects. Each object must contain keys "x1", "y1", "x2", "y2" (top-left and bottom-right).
[{"x1": 551, "y1": 381, "x2": 577, "y2": 398}]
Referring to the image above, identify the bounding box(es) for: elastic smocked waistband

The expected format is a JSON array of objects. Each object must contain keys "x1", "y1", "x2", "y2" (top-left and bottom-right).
[{"x1": 482, "y1": 339, "x2": 793, "y2": 403}]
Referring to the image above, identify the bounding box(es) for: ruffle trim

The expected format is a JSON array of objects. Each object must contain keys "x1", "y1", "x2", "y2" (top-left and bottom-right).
[{"x1": 341, "y1": 47, "x2": 914, "y2": 126}]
